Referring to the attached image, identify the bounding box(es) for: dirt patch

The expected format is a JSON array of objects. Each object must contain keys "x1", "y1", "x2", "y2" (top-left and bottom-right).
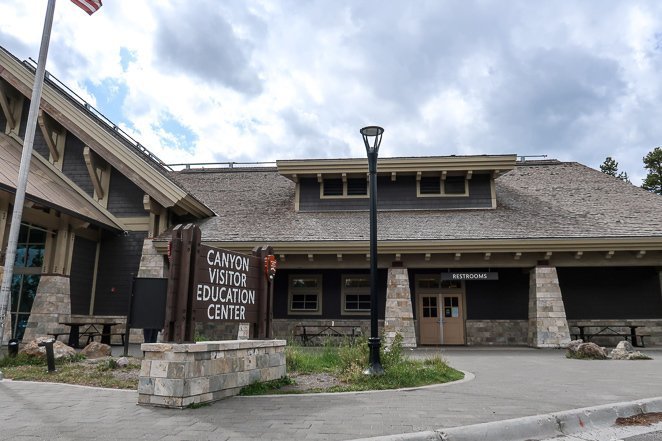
[
  {"x1": 615, "y1": 412, "x2": 662, "y2": 426},
  {"x1": 279, "y1": 373, "x2": 348, "y2": 392}
]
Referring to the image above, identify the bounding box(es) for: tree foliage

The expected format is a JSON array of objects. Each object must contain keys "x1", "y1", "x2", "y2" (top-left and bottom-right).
[
  {"x1": 642, "y1": 147, "x2": 662, "y2": 195},
  {"x1": 599, "y1": 156, "x2": 630, "y2": 183}
]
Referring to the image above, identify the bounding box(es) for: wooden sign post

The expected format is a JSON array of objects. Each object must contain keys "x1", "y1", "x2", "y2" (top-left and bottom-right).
[{"x1": 163, "y1": 224, "x2": 273, "y2": 343}]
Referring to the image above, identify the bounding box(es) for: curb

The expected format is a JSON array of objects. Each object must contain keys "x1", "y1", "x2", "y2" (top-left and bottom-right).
[{"x1": 350, "y1": 396, "x2": 662, "y2": 441}]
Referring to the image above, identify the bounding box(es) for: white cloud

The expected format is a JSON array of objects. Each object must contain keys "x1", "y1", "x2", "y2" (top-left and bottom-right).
[{"x1": 2, "y1": 0, "x2": 662, "y2": 184}]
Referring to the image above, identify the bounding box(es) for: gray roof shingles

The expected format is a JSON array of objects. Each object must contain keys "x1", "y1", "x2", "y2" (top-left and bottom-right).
[{"x1": 168, "y1": 161, "x2": 662, "y2": 243}]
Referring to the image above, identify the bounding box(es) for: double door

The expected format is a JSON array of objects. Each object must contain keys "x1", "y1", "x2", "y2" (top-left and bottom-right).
[{"x1": 419, "y1": 293, "x2": 465, "y2": 345}]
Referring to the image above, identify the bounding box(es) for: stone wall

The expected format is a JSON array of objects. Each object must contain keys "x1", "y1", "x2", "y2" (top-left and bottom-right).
[
  {"x1": 137, "y1": 238, "x2": 166, "y2": 278},
  {"x1": 138, "y1": 340, "x2": 286, "y2": 408},
  {"x1": 528, "y1": 266, "x2": 571, "y2": 348},
  {"x1": 466, "y1": 320, "x2": 528, "y2": 345},
  {"x1": 22, "y1": 275, "x2": 71, "y2": 342},
  {"x1": 567, "y1": 319, "x2": 662, "y2": 347},
  {"x1": 383, "y1": 267, "x2": 416, "y2": 348}
]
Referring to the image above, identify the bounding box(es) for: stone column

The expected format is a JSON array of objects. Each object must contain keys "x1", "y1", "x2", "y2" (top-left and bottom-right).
[
  {"x1": 383, "y1": 265, "x2": 416, "y2": 348},
  {"x1": 22, "y1": 275, "x2": 71, "y2": 342},
  {"x1": 138, "y1": 238, "x2": 166, "y2": 278},
  {"x1": 528, "y1": 266, "x2": 571, "y2": 348}
]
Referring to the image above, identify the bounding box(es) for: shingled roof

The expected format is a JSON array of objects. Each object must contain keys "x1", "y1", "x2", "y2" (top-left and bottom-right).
[{"x1": 167, "y1": 160, "x2": 662, "y2": 245}]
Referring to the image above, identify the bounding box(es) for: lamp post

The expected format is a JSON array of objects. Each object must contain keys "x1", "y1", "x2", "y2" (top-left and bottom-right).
[{"x1": 360, "y1": 125, "x2": 385, "y2": 375}]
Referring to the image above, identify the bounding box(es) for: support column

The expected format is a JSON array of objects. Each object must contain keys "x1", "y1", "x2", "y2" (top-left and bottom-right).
[
  {"x1": 137, "y1": 238, "x2": 167, "y2": 278},
  {"x1": 528, "y1": 265, "x2": 571, "y2": 348},
  {"x1": 22, "y1": 275, "x2": 71, "y2": 342},
  {"x1": 383, "y1": 265, "x2": 416, "y2": 348}
]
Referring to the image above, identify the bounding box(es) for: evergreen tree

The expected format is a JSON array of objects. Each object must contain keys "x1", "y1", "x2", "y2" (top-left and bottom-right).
[
  {"x1": 599, "y1": 156, "x2": 631, "y2": 183},
  {"x1": 642, "y1": 147, "x2": 662, "y2": 195}
]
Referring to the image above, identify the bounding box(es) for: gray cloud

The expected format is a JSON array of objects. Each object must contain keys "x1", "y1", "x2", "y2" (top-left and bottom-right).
[{"x1": 153, "y1": 1, "x2": 263, "y2": 95}]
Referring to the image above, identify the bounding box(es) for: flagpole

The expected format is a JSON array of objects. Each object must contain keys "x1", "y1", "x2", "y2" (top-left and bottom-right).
[{"x1": 0, "y1": 0, "x2": 57, "y2": 351}]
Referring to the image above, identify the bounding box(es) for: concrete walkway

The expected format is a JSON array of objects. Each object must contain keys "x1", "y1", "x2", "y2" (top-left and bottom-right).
[{"x1": 1, "y1": 347, "x2": 661, "y2": 440}]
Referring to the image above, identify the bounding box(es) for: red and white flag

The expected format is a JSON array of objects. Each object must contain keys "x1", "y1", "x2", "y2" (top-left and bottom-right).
[{"x1": 71, "y1": 0, "x2": 103, "y2": 15}]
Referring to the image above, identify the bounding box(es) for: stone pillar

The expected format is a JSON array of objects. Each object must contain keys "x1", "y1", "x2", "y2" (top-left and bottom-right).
[
  {"x1": 22, "y1": 275, "x2": 71, "y2": 342},
  {"x1": 383, "y1": 266, "x2": 416, "y2": 348},
  {"x1": 528, "y1": 266, "x2": 571, "y2": 348},
  {"x1": 138, "y1": 238, "x2": 166, "y2": 278}
]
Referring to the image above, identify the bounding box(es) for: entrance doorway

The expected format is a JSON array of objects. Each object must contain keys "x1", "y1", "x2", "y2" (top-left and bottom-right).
[{"x1": 417, "y1": 278, "x2": 466, "y2": 345}]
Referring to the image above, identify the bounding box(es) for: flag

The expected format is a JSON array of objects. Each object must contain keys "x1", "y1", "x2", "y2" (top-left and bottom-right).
[{"x1": 71, "y1": 0, "x2": 102, "y2": 15}]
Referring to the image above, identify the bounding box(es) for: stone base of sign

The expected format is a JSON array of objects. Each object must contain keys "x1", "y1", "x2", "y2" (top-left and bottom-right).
[
  {"x1": 383, "y1": 267, "x2": 417, "y2": 348},
  {"x1": 138, "y1": 340, "x2": 286, "y2": 408},
  {"x1": 22, "y1": 275, "x2": 71, "y2": 342},
  {"x1": 528, "y1": 266, "x2": 571, "y2": 348},
  {"x1": 466, "y1": 320, "x2": 528, "y2": 345}
]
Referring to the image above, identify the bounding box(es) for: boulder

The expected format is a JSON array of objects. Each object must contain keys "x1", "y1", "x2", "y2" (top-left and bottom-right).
[
  {"x1": 566, "y1": 340, "x2": 608, "y2": 360},
  {"x1": 19, "y1": 337, "x2": 76, "y2": 359},
  {"x1": 116, "y1": 356, "x2": 129, "y2": 368},
  {"x1": 81, "y1": 341, "x2": 112, "y2": 359},
  {"x1": 610, "y1": 340, "x2": 652, "y2": 360}
]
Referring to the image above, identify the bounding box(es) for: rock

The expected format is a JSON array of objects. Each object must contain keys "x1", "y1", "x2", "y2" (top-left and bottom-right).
[
  {"x1": 567, "y1": 341, "x2": 608, "y2": 360},
  {"x1": 611, "y1": 340, "x2": 652, "y2": 360},
  {"x1": 19, "y1": 337, "x2": 76, "y2": 359},
  {"x1": 116, "y1": 357, "x2": 129, "y2": 368},
  {"x1": 625, "y1": 351, "x2": 652, "y2": 360},
  {"x1": 81, "y1": 341, "x2": 112, "y2": 359}
]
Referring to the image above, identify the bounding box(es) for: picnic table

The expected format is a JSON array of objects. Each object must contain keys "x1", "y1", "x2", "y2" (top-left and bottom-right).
[
  {"x1": 294, "y1": 323, "x2": 362, "y2": 345},
  {"x1": 52, "y1": 321, "x2": 122, "y2": 348},
  {"x1": 571, "y1": 324, "x2": 649, "y2": 347}
]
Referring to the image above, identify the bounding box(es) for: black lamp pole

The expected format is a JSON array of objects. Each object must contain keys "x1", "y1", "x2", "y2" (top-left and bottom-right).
[{"x1": 360, "y1": 126, "x2": 385, "y2": 375}]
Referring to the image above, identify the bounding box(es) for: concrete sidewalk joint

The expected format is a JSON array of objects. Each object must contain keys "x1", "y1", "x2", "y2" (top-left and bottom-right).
[{"x1": 352, "y1": 397, "x2": 662, "y2": 441}]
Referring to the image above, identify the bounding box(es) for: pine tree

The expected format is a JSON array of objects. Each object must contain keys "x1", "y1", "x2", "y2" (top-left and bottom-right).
[
  {"x1": 642, "y1": 147, "x2": 662, "y2": 195},
  {"x1": 599, "y1": 157, "x2": 631, "y2": 183}
]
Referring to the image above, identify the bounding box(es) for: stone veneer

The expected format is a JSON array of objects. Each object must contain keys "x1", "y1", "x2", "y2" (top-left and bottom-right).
[
  {"x1": 137, "y1": 239, "x2": 166, "y2": 278},
  {"x1": 466, "y1": 320, "x2": 528, "y2": 345},
  {"x1": 528, "y1": 266, "x2": 571, "y2": 348},
  {"x1": 138, "y1": 340, "x2": 286, "y2": 408},
  {"x1": 383, "y1": 267, "x2": 416, "y2": 347},
  {"x1": 22, "y1": 275, "x2": 71, "y2": 342}
]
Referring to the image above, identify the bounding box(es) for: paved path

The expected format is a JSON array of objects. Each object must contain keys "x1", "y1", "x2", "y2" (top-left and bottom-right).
[{"x1": 1, "y1": 347, "x2": 662, "y2": 440}]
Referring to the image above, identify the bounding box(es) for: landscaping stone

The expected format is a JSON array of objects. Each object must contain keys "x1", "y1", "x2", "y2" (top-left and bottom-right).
[
  {"x1": 19, "y1": 337, "x2": 76, "y2": 359},
  {"x1": 566, "y1": 340, "x2": 608, "y2": 359},
  {"x1": 81, "y1": 342, "x2": 111, "y2": 359},
  {"x1": 610, "y1": 340, "x2": 652, "y2": 360},
  {"x1": 117, "y1": 356, "x2": 130, "y2": 367}
]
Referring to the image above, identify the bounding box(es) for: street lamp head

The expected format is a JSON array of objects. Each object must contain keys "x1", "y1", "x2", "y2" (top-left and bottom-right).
[{"x1": 360, "y1": 126, "x2": 384, "y2": 154}]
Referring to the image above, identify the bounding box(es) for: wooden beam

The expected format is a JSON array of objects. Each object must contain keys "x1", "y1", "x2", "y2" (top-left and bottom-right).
[
  {"x1": 454, "y1": 252, "x2": 461, "y2": 261},
  {"x1": 441, "y1": 170, "x2": 447, "y2": 180},
  {"x1": 424, "y1": 253, "x2": 431, "y2": 261},
  {"x1": 337, "y1": 253, "x2": 343, "y2": 262},
  {"x1": 466, "y1": 170, "x2": 473, "y2": 180},
  {"x1": 279, "y1": 254, "x2": 286, "y2": 262},
  {"x1": 37, "y1": 110, "x2": 60, "y2": 162},
  {"x1": 391, "y1": 172, "x2": 396, "y2": 182},
  {"x1": 83, "y1": 146, "x2": 104, "y2": 199},
  {"x1": 514, "y1": 252, "x2": 522, "y2": 260},
  {"x1": 308, "y1": 254, "x2": 314, "y2": 262},
  {"x1": 544, "y1": 251, "x2": 553, "y2": 259},
  {"x1": 574, "y1": 251, "x2": 583, "y2": 260},
  {"x1": 605, "y1": 250, "x2": 615, "y2": 259},
  {"x1": 317, "y1": 173, "x2": 323, "y2": 183},
  {"x1": 484, "y1": 252, "x2": 491, "y2": 261},
  {"x1": 395, "y1": 253, "x2": 401, "y2": 262},
  {"x1": 0, "y1": 81, "x2": 16, "y2": 129},
  {"x1": 366, "y1": 253, "x2": 370, "y2": 261},
  {"x1": 636, "y1": 250, "x2": 646, "y2": 259}
]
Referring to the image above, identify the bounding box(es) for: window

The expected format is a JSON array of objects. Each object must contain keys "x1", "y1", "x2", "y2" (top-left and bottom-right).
[
  {"x1": 321, "y1": 177, "x2": 368, "y2": 198},
  {"x1": 10, "y1": 223, "x2": 47, "y2": 340},
  {"x1": 417, "y1": 175, "x2": 468, "y2": 197},
  {"x1": 342, "y1": 275, "x2": 370, "y2": 314},
  {"x1": 289, "y1": 275, "x2": 322, "y2": 314}
]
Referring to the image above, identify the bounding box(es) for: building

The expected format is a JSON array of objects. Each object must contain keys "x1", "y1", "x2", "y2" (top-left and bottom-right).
[{"x1": 1, "y1": 45, "x2": 661, "y2": 347}]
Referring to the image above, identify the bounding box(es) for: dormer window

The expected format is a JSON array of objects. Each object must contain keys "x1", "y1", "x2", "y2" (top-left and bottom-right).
[
  {"x1": 321, "y1": 176, "x2": 368, "y2": 198},
  {"x1": 417, "y1": 174, "x2": 469, "y2": 197}
]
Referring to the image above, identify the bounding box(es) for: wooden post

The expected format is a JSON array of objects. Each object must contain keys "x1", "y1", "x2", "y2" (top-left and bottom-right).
[
  {"x1": 252, "y1": 245, "x2": 272, "y2": 339},
  {"x1": 163, "y1": 225, "x2": 183, "y2": 342}
]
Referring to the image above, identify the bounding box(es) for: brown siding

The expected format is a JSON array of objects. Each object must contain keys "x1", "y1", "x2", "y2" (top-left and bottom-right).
[
  {"x1": 62, "y1": 134, "x2": 94, "y2": 196},
  {"x1": 106, "y1": 171, "x2": 146, "y2": 217},
  {"x1": 70, "y1": 235, "x2": 97, "y2": 314},
  {"x1": 299, "y1": 174, "x2": 493, "y2": 211},
  {"x1": 93, "y1": 231, "x2": 147, "y2": 315}
]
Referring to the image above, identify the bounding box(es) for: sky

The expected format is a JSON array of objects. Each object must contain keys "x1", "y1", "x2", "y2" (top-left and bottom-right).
[{"x1": 1, "y1": 1, "x2": 661, "y2": 184}]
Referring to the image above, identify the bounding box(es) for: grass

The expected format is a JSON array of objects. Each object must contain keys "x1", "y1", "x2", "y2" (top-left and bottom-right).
[
  {"x1": 0, "y1": 353, "x2": 140, "y2": 389},
  {"x1": 241, "y1": 334, "x2": 464, "y2": 395}
]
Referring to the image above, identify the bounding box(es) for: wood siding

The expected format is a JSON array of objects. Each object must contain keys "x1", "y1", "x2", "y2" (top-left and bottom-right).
[
  {"x1": 298, "y1": 174, "x2": 493, "y2": 211},
  {"x1": 465, "y1": 269, "x2": 529, "y2": 320},
  {"x1": 16, "y1": 98, "x2": 49, "y2": 158},
  {"x1": 17, "y1": 98, "x2": 28, "y2": 138},
  {"x1": 559, "y1": 267, "x2": 662, "y2": 319},
  {"x1": 69, "y1": 235, "x2": 97, "y2": 314},
  {"x1": 107, "y1": 171, "x2": 146, "y2": 217},
  {"x1": 62, "y1": 134, "x2": 94, "y2": 197},
  {"x1": 93, "y1": 231, "x2": 146, "y2": 315},
  {"x1": 0, "y1": 101, "x2": 6, "y2": 131}
]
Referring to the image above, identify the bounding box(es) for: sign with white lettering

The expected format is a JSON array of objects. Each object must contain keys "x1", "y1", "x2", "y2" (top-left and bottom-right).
[
  {"x1": 192, "y1": 244, "x2": 260, "y2": 323},
  {"x1": 440, "y1": 272, "x2": 499, "y2": 281}
]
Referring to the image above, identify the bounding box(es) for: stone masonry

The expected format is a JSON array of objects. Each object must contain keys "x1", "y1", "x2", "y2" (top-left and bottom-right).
[
  {"x1": 466, "y1": 320, "x2": 528, "y2": 345},
  {"x1": 137, "y1": 238, "x2": 166, "y2": 278},
  {"x1": 22, "y1": 275, "x2": 71, "y2": 342},
  {"x1": 528, "y1": 266, "x2": 571, "y2": 348},
  {"x1": 383, "y1": 266, "x2": 417, "y2": 348},
  {"x1": 138, "y1": 339, "x2": 286, "y2": 408}
]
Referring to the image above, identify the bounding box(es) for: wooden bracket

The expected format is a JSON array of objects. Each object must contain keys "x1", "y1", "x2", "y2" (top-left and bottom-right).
[
  {"x1": 37, "y1": 110, "x2": 64, "y2": 162},
  {"x1": 454, "y1": 253, "x2": 461, "y2": 261},
  {"x1": 83, "y1": 146, "x2": 108, "y2": 200},
  {"x1": 484, "y1": 252, "x2": 491, "y2": 261},
  {"x1": 0, "y1": 80, "x2": 16, "y2": 130},
  {"x1": 605, "y1": 250, "x2": 615, "y2": 259}
]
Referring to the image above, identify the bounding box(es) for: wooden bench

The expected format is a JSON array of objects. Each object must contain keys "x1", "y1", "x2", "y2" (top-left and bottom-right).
[{"x1": 294, "y1": 324, "x2": 362, "y2": 346}]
